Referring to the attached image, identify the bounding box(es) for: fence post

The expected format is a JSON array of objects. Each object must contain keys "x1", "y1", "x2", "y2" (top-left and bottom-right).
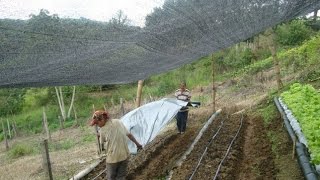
[
  {"x1": 41, "y1": 139, "x2": 53, "y2": 180},
  {"x1": 136, "y1": 80, "x2": 143, "y2": 108},
  {"x1": 42, "y1": 107, "x2": 51, "y2": 141},
  {"x1": 212, "y1": 54, "x2": 216, "y2": 112}
]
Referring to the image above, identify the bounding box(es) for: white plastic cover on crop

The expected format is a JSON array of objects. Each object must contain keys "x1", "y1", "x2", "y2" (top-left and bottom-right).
[{"x1": 121, "y1": 98, "x2": 188, "y2": 154}]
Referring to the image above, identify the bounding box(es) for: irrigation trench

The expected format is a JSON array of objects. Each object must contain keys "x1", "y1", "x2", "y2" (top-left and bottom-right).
[{"x1": 75, "y1": 110, "x2": 245, "y2": 179}]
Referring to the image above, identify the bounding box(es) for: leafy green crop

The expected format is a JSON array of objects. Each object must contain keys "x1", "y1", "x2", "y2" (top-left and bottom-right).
[{"x1": 281, "y1": 83, "x2": 320, "y2": 164}]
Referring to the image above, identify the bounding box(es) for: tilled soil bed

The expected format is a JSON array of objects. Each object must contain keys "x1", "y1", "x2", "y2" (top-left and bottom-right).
[{"x1": 80, "y1": 106, "x2": 303, "y2": 180}]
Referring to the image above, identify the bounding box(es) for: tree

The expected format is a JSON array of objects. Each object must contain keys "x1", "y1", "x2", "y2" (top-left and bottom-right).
[{"x1": 109, "y1": 10, "x2": 130, "y2": 26}]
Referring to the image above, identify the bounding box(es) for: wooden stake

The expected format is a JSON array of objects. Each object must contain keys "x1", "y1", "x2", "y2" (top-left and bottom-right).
[
  {"x1": 41, "y1": 139, "x2": 53, "y2": 180},
  {"x1": 92, "y1": 104, "x2": 101, "y2": 155},
  {"x1": 55, "y1": 87, "x2": 66, "y2": 121},
  {"x1": 12, "y1": 120, "x2": 17, "y2": 137},
  {"x1": 120, "y1": 98, "x2": 125, "y2": 116},
  {"x1": 42, "y1": 107, "x2": 51, "y2": 141},
  {"x1": 136, "y1": 80, "x2": 143, "y2": 108},
  {"x1": 292, "y1": 137, "x2": 296, "y2": 159},
  {"x1": 268, "y1": 29, "x2": 283, "y2": 92},
  {"x1": 92, "y1": 104, "x2": 95, "y2": 112},
  {"x1": 1, "y1": 119, "x2": 9, "y2": 150},
  {"x1": 67, "y1": 86, "x2": 76, "y2": 118},
  {"x1": 212, "y1": 54, "x2": 216, "y2": 112},
  {"x1": 59, "y1": 87, "x2": 66, "y2": 120},
  {"x1": 6, "y1": 119, "x2": 11, "y2": 139}
]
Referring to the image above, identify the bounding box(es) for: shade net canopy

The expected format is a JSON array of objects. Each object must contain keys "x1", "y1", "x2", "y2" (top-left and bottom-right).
[{"x1": 0, "y1": 0, "x2": 319, "y2": 88}]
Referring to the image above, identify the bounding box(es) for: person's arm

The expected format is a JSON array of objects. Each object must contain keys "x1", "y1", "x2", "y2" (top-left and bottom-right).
[{"x1": 127, "y1": 133, "x2": 143, "y2": 150}]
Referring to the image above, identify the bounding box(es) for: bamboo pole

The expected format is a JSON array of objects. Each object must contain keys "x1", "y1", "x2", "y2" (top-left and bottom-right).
[
  {"x1": 59, "y1": 87, "x2": 66, "y2": 120},
  {"x1": 212, "y1": 54, "x2": 216, "y2": 112},
  {"x1": 136, "y1": 80, "x2": 143, "y2": 108},
  {"x1": 1, "y1": 119, "x2": 9, "y2": 150},
  {"x1": 41, "y1": 139, "x2": 53, "y2": 180},
  {"x1": 67, "y1": 86, "x2": 76, "y2": 118},
  {"x1": 55, "y1": 87, "x2": 66, "y2": 121}
]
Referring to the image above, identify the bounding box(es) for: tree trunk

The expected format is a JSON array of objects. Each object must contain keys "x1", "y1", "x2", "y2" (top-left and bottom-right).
[
  {"x1": 314, "y1": 9, "x2": 318, "y2": 22},
  {"x1": 67, "y1": 86, "x2": 76, "y2": 118},
  {"x1": 212, "y1": 54, "x2": 216, "y2": 112},
  {"x1": 136, "y1": 80, "x2": 144, "y2": 108}
]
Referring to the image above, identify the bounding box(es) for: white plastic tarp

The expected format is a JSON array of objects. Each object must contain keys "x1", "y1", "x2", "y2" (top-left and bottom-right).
[{"x1": 121, "y1": 98, "x2": 188, "y2": 154}]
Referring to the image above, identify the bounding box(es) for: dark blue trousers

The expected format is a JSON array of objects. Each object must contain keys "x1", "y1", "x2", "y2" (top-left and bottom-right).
[{"x1": 176, "y1": 111, "x2": 188, "y2": 133}]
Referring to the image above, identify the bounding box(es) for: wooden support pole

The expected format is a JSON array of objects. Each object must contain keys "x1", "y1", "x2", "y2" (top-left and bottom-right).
[
  {"x1": 136, "y1": 80, "x2": 143, "y2": 108},
  {"x1": 42, "y1": 107, "x2": 51, "y2": 141},
  {"x1": 268, "y1": 29, "x2": 283, "y2": 92},
  {"x1": 120, "y1": 98, "x2": 125, "y2": 116},
  {"x1": 92, "y1": 104, "x2": 101, "y2": 155},
  {"x1": 41, "y1": 139, "x2": 53, "y2": 180},
  {"x1": 1, "y1": 119, "x2": 9, "y2": 150},
  {"x1": 212, "y1": 54, "x2": 216, "y2": 112},
  {"x1": 67, "y1": 86, "x2": 76, "y2": 118},
  {"x1": 292, "y1": 137, "x2": 296, "y2": 159},
  {"x1": 6, "y1": 119, "x2": 11, "y2": 139}
]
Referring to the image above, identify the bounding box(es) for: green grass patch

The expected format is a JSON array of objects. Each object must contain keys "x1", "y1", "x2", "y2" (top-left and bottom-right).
[
  {"x1": 257, "y1": 103, "x2": 277, "y2": 125},
  {"x1": 7, "y1": 143, "x2": 35, "y2": 159}
]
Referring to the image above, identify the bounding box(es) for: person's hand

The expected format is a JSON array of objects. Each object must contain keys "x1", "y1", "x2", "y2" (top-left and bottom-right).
[{"x1": 137, "y1": 144, "x2": 143, "y2": 152}]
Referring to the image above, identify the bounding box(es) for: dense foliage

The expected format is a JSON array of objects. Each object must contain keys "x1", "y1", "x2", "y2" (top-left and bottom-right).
[{"x1": 281, "y1": 83, "x2": 320, "y2": 164}]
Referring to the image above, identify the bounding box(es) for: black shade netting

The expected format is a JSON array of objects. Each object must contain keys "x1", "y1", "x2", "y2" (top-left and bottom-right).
[{"x1": 0, "y1": 0, "x2": 320, "y2": 88}]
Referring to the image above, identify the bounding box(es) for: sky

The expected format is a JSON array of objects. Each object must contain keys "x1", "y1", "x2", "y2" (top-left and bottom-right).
[{"x1": 0, "y1": 0, "x2": 165, "y2": 27}]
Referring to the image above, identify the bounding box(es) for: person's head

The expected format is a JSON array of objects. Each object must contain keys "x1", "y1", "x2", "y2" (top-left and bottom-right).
[
  {"x1": 89, "y1": 110, "x2": 109, "y2": 127},
  {"x1": 180, "y1": 82, "x2": 186, "y2": 91}
]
